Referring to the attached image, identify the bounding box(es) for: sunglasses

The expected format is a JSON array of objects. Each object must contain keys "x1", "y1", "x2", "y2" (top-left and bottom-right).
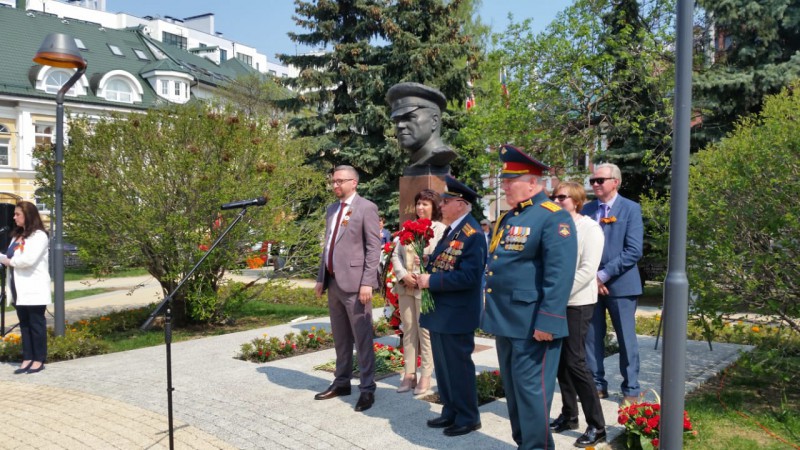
[
  {"x1": 589, "y1": 177, "x2": 615, "y2": 185},
  {"x1": 549, "y1": 194, "x2": 569, "y2": 202}
]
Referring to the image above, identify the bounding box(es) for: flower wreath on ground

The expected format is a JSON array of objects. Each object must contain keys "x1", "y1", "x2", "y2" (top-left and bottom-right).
[{"x1": 379, "y1": 240, "x2": 402, "y2": 334}]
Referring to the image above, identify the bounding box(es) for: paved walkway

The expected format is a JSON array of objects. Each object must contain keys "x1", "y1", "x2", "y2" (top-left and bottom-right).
[{"x1": 0, "y1": 275, "x2": 752, "y2": 449}]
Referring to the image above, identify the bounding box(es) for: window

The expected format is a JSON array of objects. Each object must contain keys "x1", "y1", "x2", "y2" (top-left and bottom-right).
[
  {"x1": 161, "y1": 80, "x2": 169, "y2": 95},
  {"x1": 269, "y1": 70, "x2": 277, "y2": 76},
  {"x1": 174, "y1": 81, "x2": 181, "y2": 96},
  {"x1": 34, "y1": 124, "x2": 53, "y2": 148},
  {"x1": 74, "y1": 38, "x2": 87, "y2": 50},
  {"x1": 108, "y1": 44, "x2": 124, "y2": 56},
  {"x1": 219, "y1": 49, "x2": 227, "y2": 62},
  {"x1": 104, "y1": 79, "x2": 133, "y2": 103},
  {"x1": 133, "y1": 49, "x2": 149, "y2": 60},
  {"x1": 236, "y1": 52, "x2": 253, "y2": 66},
  {"x1": 44, "y1": 70, "x2": 77, "y2": 95},
  {"x1": 162, "y1": 31, "x2": 187, "y2": 49},
  {"x1": 0, "y1": 124, "x2": 9, "y2": 166}
]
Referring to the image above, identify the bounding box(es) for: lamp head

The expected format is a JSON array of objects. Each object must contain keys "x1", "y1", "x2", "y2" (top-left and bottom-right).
[{"x1": 33, "y1": 33, "x2": 87, "y2": 69}]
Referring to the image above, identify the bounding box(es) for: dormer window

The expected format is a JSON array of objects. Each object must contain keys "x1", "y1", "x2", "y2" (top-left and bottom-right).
[
  {"x1": 96, "y1": 71, "x2": 144, "y2": 104},
  {"x1": 108, "y1": 44, "x2": 124, "y2": 56},
  {"x1": 44, "y1": 70, "x2": 77, "y2": 95},
  {"x1": 75, "y1": 38, "x2": 87, "y2": 50},
  {"x1": 0, "y1": 124, "x2": 10, "y2": 167}
]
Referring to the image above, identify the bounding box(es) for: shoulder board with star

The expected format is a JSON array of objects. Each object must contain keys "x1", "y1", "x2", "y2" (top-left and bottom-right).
[
  {"x1": 540, "y1": 201, "x2": 562, "y2": 212},
  {"x1": 462, "y1": 223, "x2": 477, "y2": 236}
]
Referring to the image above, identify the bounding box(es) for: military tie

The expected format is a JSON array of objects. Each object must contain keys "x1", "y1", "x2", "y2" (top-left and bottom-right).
[
  {"x1": 326, "y1": 202, "x2": 346, "y2": 275},
  {"x1": 442, "y1": 226, "x2": 452, "y2": 239}
]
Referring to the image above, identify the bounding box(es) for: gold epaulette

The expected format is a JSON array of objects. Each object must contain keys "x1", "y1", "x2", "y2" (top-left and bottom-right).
[
  {"x1": 462, "y1": 223, "x2": 476, "y2": 236},
  {"x1": 540, "y1": 201, "x2": 562, "y2": 212}
]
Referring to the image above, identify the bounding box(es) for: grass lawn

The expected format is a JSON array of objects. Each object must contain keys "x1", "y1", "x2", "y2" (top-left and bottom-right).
[
  {"x1": 65, "y1": 267, "x2": 149, "y2": 281},
  {"x1": 606, "y1": 316, "x2": 800, "y2": 449},
  {"x1": 2, "y1": 287, "x2": 120, "y2": 312}
]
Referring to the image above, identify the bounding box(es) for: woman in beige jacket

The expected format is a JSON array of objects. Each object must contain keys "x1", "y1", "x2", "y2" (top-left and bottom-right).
[
  {"x1": 0, "y1": 201, "x2": 51, "y2": 374},
  {"x1": 391, "y1": 189, "x2": 446, "y2": 395}
]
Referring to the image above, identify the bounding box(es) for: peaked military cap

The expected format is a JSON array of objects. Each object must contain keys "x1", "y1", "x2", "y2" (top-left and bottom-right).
[
  {"x1": 386, "y1": 82, "x2": 448, "y2": 119},
  {"x1": 498, "y1": 144, "x2": 550, "y2": 178},
  {"x1": 442, "y1": 175, "x2": 480, "y2": 203}
]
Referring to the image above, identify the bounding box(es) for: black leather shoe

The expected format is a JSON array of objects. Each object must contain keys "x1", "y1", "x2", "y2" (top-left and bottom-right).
[
  {"x1": 426, "y1": 416, "x2": 455, "y2": 428},
  {"x1": 549, "y1": 414, "x2": 579, "y2": 433},
  {"x1": 314, "y1": 385, "x2": 351, "y2": 400},
  {"x1": 13, "y1": 362, "x2": 31, "y2": 374},
  {"x1": 443, "y1": 422, "x2": 481, "y2": 437},
  {"x1": 574, "y1": 426, "x2": 606, "y2": 448},
  {"x1": 597, "y1": 389, "x2": 609, "y2": 399},
  {"x1": 354, "y1": 392, "x2": 374, "y2": 412}
]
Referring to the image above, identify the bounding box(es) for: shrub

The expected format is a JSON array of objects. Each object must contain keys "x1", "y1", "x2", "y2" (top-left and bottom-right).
[
  {"x1": 476, "y1": 370, "x2": 505, "y2": 403},
  {"x1": 47, "y1": 328, "x2": 110, "y2": 361},
  {"x1": 238, "y1": 326, "x2": 335, "y2": 363}
]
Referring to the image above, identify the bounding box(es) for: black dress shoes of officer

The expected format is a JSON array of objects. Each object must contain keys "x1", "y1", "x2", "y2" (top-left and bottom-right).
[
  {"x1": 574, "y1": 426, "x2": 606, "y2": 448},
  {"x1": 443, "y1": 422, "x2": 481, "y2": 437},
  {"x1": 549, "y1": 414, "x2": 579, "y2": 433},
  {"x1": 354, "y1": 392, "x2": 374, "y2": 412},
  {"x1": 426, "y1": 416, "x2": 455, "y2": 428},
  {"x1": 314, "y1": 384, "x2": 351, "y2": 400}
]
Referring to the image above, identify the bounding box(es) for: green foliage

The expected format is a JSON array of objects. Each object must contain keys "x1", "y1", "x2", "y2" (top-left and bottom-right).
[
  {"x1": 476, "y1": 369, "x2": 504, "y2": 403},
  {"x1": 460, "y1": 0, "x2": 675, "y2": 201},
  {"x1": 35, "y1": 103, "x2": 325, "y2": 324},
  {"x1": 46, "y1": 329, "x2": 110, "y2": 361},
  {"x1": 693, "y1": 0, "x2": 800, "y2": 150},
  {"x1": 684, "y1": 85, "x2": 800, "y2": 333},
  {"x1": 239, "y1": 326, "x2": 334, "y2": 362},
  {"x1": 279, "y1": 0, "x2": 484, "y2": 220}
]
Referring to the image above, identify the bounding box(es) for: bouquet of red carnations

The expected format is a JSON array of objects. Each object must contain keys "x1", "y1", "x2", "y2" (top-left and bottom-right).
[
  {"x1": 397, "y1": 218, "x2": 436, "y2": 313},
  {"x1": 618, "y1": 396, "x2": 696, "y2": 449}
]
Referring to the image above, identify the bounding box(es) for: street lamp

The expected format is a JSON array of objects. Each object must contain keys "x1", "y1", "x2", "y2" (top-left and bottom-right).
[{"x1": 33, "y1": 33, "x2": 87, "y2": 337}]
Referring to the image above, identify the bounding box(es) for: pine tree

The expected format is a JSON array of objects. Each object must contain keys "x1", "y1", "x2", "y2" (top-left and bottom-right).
[
  {"x1": 596, "y1": 0, "x2": 675, "y2": 201},
  {"x1": 693, "y1": 0, "x2": 800, "y2": 149},
  {"x1": 278, "y1": 0, "x2": 481, "y2": 217}
]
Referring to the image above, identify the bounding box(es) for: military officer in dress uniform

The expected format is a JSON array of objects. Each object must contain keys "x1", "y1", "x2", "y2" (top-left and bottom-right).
[
  {"x1": 481, "y1": 145, "x2": 578, "y2": 450},
  {"x1": 415, "y1": 176, "x2": 487, "y2": 437}
]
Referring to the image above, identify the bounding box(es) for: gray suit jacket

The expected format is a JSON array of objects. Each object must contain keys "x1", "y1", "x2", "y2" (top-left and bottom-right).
[{"x1": 316, "y1": 194, "x2": 381, "y2": 293}]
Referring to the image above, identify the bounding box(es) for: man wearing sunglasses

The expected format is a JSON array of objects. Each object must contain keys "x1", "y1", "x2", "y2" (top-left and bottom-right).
[
  {"x1": 481, "y1": 144, "x2": 577, "y2": 450},
  {"x1": 581, "y1": 163, "x2": 644, "y2": 406}
]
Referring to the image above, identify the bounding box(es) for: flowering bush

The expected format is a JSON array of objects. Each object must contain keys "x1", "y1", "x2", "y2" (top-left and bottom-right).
[
  {"x1": 314, "y1": 340, "x2": 414, "y2": 375},
  {"x1": 238, "y1": 326, "x2": 334, "y2": 362},
  {"x1": 618, "y1": 397, "x2": 695, "y2": 449},
  {"x1": 397, "y1": 218, "x2": 435, "y2": 313},
  {"x1": 246, "y1": 254, "x2": 266, "y2": 269},
  {"x1": 476, "y1": 370, "x2": 505, "y2": 403}
]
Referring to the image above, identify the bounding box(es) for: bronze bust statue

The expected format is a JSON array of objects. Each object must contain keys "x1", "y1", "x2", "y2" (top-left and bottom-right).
[{"x1": 386, "y1": 82, "x2": 457, "y2": 176}]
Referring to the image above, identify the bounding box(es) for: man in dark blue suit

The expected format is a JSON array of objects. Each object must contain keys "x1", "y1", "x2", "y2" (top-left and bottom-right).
[
  {"x1": 482, "y1": 145, "x2": 577, "y2": 450},
  {"x1": 582, "y1": 163, "x2": 644, "y2": 405},
  {"x1": 415, "y1": 176, "x2": 486, "y2": 437}
]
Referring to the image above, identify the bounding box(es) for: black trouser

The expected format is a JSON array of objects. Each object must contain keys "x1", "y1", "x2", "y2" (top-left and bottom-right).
[
  {"x1": 16, "y1": 305, "x2": 48, "y2": 363},
  {"x1": 556, "y1": 304, "x2": 605, "y2": 428}
]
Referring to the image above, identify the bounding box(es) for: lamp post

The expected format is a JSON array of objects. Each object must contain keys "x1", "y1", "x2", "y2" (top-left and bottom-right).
[{"x1": 33, "y1": 33, "x2": 87, "y2": 337}]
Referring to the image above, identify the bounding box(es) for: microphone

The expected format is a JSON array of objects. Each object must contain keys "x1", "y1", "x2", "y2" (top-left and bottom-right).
[
  {"x1": 220, "y1": 197, "x2": 267, "y2": 210},
  {"x1": 0, "y1": 226, "x2": 9, "y2": 234}
]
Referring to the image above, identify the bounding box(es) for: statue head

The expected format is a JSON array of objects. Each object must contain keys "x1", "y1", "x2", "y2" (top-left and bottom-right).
[{"x1": 387, "y1": 82, "x2": 456, "y2": 171}]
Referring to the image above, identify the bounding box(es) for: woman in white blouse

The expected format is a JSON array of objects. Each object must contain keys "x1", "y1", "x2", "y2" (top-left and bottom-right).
[
  {"x1": 390, "y1": 189, "x2": 446, "y2": 395},
  {"x1": 0, "y1": 201, "x2": 51, "y2": 374},
  {"x1": 548, "y1": 182, "x2": 607, "y2": 445}
]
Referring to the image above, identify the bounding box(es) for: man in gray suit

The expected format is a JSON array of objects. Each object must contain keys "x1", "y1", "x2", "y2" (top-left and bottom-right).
[{"x1": 314, "y1": 165, "x2": 382, "y2": 412}]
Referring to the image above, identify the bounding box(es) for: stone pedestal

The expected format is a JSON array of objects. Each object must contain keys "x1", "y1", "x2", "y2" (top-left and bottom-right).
[{"x1": 399, "y1": 174, "x2": 446, "y2": 223}]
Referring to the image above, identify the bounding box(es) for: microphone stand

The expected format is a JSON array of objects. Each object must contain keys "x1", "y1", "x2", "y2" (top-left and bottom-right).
[
  {"x1": 140, "y1": 206, "x2": 251, "y2": 450},
  {"x1": 0, "y1": 266, "x2": 15, "y2": 336}
]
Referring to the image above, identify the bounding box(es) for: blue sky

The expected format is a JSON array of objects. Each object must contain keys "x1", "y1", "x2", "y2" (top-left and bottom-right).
[{"x1": 106, "y1": 1, "x2": 574, "y2": 60}]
